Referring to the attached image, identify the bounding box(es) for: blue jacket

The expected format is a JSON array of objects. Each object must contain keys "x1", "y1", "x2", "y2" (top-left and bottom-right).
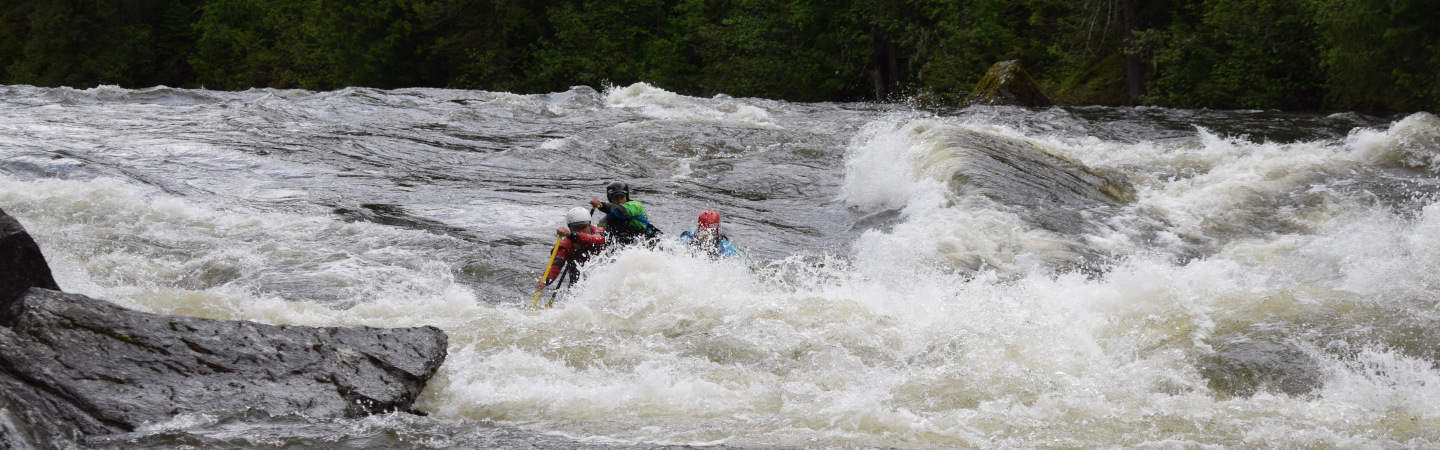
[{"x1": 679, "y1": 229, "x2": 738, "y2": 259}]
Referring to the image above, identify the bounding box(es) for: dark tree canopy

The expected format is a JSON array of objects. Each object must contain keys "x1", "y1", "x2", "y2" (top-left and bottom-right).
[{"x1": 0, "y1": 0, "x2": 1434, "y2": 113}]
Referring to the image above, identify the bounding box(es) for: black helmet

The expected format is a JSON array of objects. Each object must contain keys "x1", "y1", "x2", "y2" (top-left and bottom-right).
[{"x1": 606, "y1": 181, "x2": 630, "y2": 199}]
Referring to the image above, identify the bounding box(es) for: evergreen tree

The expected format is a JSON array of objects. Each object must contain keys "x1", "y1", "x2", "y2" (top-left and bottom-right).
[
  {"x1": 1138, "y1": 0, "x2": 1322, "y2": 110},
  {"x1": 0, "y1": 0, "x2": 1433, "y2": 111},
  {"x1": 1314, "y1": 0, "x2": 1440, "y2": 112}
]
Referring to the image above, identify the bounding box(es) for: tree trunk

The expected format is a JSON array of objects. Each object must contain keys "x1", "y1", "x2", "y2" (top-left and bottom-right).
[
  {"x1": 870, "y1": 30, "x2": 897, "y2": 101},
  {"x1": 1119, "y1": 0, "x2": 1145, "y2": 103}
]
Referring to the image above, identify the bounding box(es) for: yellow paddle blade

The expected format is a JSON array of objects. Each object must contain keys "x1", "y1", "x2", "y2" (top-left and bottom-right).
[{"x1": 532, "y1": 236, "x2": 562, "y2": 309}]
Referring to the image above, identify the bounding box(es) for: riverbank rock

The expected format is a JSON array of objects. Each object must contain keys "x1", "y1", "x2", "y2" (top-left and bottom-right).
[
  {"x1": 965, "y1": 60, "x2": 1053, "y2": 107},
  {"x1": 0, "y1": 208, "x2": 448, "y2": 447},
  {"x1": 1051, "y1": 52, "x2": 1132, "y2": 106},
  {"x1": 1, "y1": 207, "x2": 60, "y2": 308}
]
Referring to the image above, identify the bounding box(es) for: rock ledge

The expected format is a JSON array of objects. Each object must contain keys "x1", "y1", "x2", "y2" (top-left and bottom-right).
[{"x1": 0, "y1": 207, "x2": 447, "y2": 447}]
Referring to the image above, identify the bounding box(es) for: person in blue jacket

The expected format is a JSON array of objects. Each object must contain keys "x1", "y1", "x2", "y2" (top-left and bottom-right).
[{"x1": 679, "y1": 209, "x2": 741, "y2": 259}]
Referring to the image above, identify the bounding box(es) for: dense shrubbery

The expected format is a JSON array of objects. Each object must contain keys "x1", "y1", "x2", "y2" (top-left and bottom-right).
[{"x1": 0, "y1": 0, "x2": 1434, "y2": 112}]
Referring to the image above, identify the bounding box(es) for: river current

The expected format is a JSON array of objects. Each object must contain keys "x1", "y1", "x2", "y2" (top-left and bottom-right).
[{"x1": 3, "y1": 83, "x2": 1440, "y2": 448}]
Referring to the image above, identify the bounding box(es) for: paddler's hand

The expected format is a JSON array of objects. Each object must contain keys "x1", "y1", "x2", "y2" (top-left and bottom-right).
[
  {"x1": 555, "y1": 226, "x2": 569, "y2": 237},
  {"x1": 535, "y1": 278, "x2": 546, "y2": 291},
  {"x1": 588, "y1": 198, "x2": 603, "y2": 209}
]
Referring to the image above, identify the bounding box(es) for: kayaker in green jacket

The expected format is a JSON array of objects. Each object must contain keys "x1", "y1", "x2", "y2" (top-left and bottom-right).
[{"x1": 589, "y1": 181, "x2": 661, "y2": 247}]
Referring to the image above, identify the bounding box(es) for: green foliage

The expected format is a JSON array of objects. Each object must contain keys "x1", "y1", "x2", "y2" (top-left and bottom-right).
[
  {"x1": 4, "y1": 0, "x2": 201, "y2": 87},
  {"x1": 192, "y1": 0, "x2": 421, "y2": 90},
  {"x1": 1139, "y1": 0, "x2": 1323, "y2": 110},
  {"x1": 527, "y1": 0, "x2": 680, "y2": 92},
  {"x1": 190, "y1": 0, "x2": 287, "y2": 89},
  {"x1": 675, "y1": 0, "x2": 869, "y2": 100},
  {"x1": 299, "y1": 0, "x2": 419, "y2": 89},
  {"x1": 0, "y1": 0, "x2": 1435, "y2": 112},
  {"x1": 410, "y1": 0, "x2": 547, "y2": 90},
  {"x1": 859, "y1": 0, "x2": 1095, "y2": 101},
  {"x1": 0, "y1": 3, "x2": 32, "y2": 81},
  {"x1": 1313, "y1": 0, "x2": 1440, "y2": 112}
]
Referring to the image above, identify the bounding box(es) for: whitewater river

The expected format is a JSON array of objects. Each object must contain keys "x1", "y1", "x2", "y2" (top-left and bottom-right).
[{"x1": 3, "y1": 83, "x2": 1440, "y2": 448}]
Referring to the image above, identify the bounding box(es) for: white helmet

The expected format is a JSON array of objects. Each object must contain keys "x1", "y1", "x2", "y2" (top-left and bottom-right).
[{"x1": 565, "y1": 207, "x2": 591, "y2": 227}]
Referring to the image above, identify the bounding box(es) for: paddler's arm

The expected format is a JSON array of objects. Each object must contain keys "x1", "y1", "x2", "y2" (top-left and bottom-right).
[
  {"x1": 589, "y1": 198, "x2": 637, "y2": 220},
  {"x1": 574, "y1": 229, "x2": 605, "y2": 246}
]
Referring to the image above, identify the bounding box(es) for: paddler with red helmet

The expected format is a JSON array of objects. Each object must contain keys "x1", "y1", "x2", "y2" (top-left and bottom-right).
[{"x1": 679, "y1": 209, "x2": 741, "y2": 259}]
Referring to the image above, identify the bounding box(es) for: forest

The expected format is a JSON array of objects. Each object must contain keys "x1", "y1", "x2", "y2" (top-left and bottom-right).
[{"x1": 0, "y1": 0, "x2": 1436, "y2": 113}]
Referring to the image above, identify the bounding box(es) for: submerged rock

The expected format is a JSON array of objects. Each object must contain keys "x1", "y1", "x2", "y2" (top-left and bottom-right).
[
  {"x1": 899, "y1": 123, "x2": 1139, "y2": 273},
  {"x1": 965, "y1": 60, "x2": 1053, "y2": 107},
  {"x1": 940, "y1": 127, "x2": 1136, "y2": 234},
  {"x1": 1051, "y1": 52, "x2": 1132, "y2": 106},
  {"x1": 0, "y1": 208, "x2": 447, "y2": 447},
  {"x1": 1200, "y1": 336, "x2": 1322, "y2": 398}
]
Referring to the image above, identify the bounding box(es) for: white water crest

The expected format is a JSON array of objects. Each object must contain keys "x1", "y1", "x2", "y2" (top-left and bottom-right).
[
  {"x1": 605, "y1": 82, "x2": 782, "y2": 129},
  {"x1": 3, "y1": 83, "x2": 1440, "y2": 448}
]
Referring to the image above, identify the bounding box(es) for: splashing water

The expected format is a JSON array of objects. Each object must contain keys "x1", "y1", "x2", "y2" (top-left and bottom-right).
[{"x1": 3, "y1": 83, "x2": 1439, "y2": 448}]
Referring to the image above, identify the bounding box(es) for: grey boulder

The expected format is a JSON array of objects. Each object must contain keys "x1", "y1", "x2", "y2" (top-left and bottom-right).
[{"x1": 0, "y1": 207, "x2": 448, "y2": 447}]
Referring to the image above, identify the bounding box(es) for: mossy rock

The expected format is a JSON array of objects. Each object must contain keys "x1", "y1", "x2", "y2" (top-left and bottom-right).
[
  {"x1": 1050, "y1": 52, "x2": 1132, "y2": 106},
  {"x1": 964, "y1": 60, "x2": 1053, "y2": 107}
]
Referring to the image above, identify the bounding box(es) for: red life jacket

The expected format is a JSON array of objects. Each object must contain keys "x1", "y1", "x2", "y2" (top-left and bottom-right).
[{"x1": 545, "y1": 225, "x2": 606, "y2": 284}]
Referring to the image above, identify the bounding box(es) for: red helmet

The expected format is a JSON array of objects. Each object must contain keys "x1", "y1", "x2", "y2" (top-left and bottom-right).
[{"x1": 697, "y1": 210, "x2": 720, "y2": 229}]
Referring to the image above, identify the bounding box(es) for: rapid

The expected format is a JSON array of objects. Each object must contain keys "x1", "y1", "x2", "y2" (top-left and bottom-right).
[{"x1": 3, "y1": 82, "x2": 1440, "y2": 448}]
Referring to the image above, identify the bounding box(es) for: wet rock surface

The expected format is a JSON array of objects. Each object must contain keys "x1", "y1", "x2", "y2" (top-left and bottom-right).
[
  {"x1": 1201, "y1": 336, "x2": 1323, "y2": 398},
  {"x1": 940, "y1": 128, "x2": 1136, "y2": 234},
  {"x1": 0, "y1": 208, "x2": 448, "y2": 447},
  {"x1": 1, "y1": 207, "x2": 59, "y2": 308}
]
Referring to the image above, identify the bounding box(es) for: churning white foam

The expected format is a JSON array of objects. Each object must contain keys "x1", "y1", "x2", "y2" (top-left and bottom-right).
[
  {"x1": 604, "y1": 82, "x2": 781, "y2": 129},
  {"x1": 0, "y1": 175, "x2": 484, "y2": 330},
  {"x1": 7, "y1": 101, "x2": 1440, "y2": 447},
  {"x1": 815, "y1": 111, "x2": 1440, "y2": 446},
  {"x1": 839, "y1": 115, "x2": 933, "y2": 211},
  {"x1": 840, "y1": 115, "x2": 1087, "y2": 274},
  {"x1": 1351, "y1": 112, "x2": 1440, "y2": 171}
]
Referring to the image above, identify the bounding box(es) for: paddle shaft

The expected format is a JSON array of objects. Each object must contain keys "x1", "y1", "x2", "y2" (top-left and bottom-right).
[
  {"x1": 532, "y1": 206, "x2": 596, "y2": 309},
  {"x1": 532, "y1": 236, "x2": 562, "y2": 308},
  {"x1": 545, "y1": 261, "x2": 573, "y2": 308}
]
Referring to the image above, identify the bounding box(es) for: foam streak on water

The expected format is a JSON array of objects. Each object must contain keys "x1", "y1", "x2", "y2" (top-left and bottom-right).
[{"x1": 3, "y1": 83, "x2": 1440, "y2": 448}]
